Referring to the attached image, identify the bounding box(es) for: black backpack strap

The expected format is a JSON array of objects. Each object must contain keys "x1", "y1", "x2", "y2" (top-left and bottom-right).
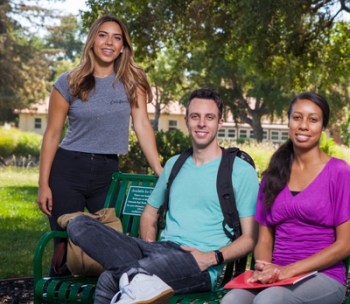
[
  {"x1": 237, "y1": 150, "x2": 255, "y2": 169},
  {"x1": 217, "y1": 147, "x2": 242, "y2": 241},
  {"x1": 158, "y1": 147, "x2": 193, "y2": 229}
]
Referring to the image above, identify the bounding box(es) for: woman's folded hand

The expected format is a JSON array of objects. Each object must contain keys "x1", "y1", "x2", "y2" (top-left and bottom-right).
[{"x1": 248, "y1": 260, "x2": 293, "y2": 284}]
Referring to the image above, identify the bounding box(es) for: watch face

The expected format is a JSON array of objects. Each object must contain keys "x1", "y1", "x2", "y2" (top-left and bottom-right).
[{"x1": 215, "y1": 250, "x2": 224, "y2": 265}]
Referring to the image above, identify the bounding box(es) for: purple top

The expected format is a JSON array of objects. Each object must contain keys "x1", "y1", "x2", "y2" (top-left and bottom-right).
[{"x1": 255, "y1": 158, "x2": 350, "y2": 285}]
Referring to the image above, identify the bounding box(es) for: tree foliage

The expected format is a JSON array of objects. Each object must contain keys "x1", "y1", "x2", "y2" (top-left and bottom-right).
[
  {"x1": 0, "y1": 0, "x2": 61, "y2": 123},
  {"x1": 182, "y1": 45, "x2": 293, "y2": 141},
  {"x1": 340, "y1": 107, "x2": 350, "y2": 146},
  {"x1": 223, "y1": 0, "x2": 350, "y2": 70},
  {"x1": 83, "y1": 1, "x2": 350, "y2": 140},
  {"x1": 44, "y1": 15, "x2": 85, "y2": 62},
  {"x1": 83, "y1": 0, "x2": 350, "y2": 65},
  {"x1": 146, "y1": 49, "x2": 185, "y2": 130}
]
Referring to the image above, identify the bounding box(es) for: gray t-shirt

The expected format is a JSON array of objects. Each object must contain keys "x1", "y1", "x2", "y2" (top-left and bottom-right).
[{"x1": 53, "y1": 71, "x2": 130, "y2": 154}]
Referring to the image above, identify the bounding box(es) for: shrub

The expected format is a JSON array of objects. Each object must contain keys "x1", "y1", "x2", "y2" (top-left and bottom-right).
[
  {"x1": 318, "y1": 132, "x2": 350, "y2": 164},
  {"x1": 333, "y1": 146, "x2": 350, "y2": 164},
  {"x1": 219, "y1": 133, "x2": 350, "y2": 180},
  {"x1": 319, "y1": 132, "x2": 337, "y2": 156},
  {"x1": 119, "y1": 129, "x2": 192, "y2": 174},
  {"x1": 14, "y1": 132, "x2": 43, "y2": 158},
  {"x1": 120, "y1": 129, "x2": 275, "y2": 179},
  {"x1": 119, "y1": 129, "x2": 350, "y2": 177},
  {"x1": 155, "y1": 129, "x2": 192, "y2": 167},
  {"x1": 119, "y1": 131, "x2": 149, "y2": 174},
  {"x1": 0, "y1": 127, "x2": 42, "y2": 159},
  {"x1": 0, "y1": 128, "x2": 20, "y2": 157},
  {"x1": 219, "y1": 139, "x2": 276, "y2": 180}
]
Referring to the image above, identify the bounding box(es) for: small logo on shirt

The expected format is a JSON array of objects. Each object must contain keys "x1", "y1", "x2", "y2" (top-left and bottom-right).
[{"x1": 110, "y1": 99, "x2": 128, "y2": 105}]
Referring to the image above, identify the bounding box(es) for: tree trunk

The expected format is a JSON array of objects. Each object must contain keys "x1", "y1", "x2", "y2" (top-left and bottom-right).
[
  {"x1": 250, "y1": 111, "x2": 264, "y2": 142},
  {"x1": 152, "y1": 102, "x2": 160, "y2": 131},
  {"x1": 152, "y1": 86, "x2": 160, "y2": 131},
  {"x1": 236, "y1": 102, "x2": 267, "y2": 143}
]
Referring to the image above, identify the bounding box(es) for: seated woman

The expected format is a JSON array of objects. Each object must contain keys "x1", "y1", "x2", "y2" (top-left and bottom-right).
[{"x1": 222, "y1": 92, "x2": 350, "y2": 304}]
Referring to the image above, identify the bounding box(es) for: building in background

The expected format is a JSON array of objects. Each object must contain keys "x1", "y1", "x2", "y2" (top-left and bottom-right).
[
  {"x1": 14, "y1": 97, "x2": 49, "y2": 136},
  {"x1": 15, "y1": 96, "x2": 340, "y2": 145},
  {"x1": 144, "y1": 100, "x2": 290, "y2": 144},
  {"x1": 146, "y1": 100, "x2": 188, "y2": 134}
]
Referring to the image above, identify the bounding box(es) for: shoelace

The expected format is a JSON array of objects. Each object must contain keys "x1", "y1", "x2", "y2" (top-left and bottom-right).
[{"x1": 110, "y1": 284, "x2": 136, "y2": 304}]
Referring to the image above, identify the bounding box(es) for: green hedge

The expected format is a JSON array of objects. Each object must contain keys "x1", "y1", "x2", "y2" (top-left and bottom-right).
[
  {"x1": 220, "y1": 132, "x2": 350, "y2": 180},
  {"x1": 219, "y1": 140, "x2": 276, "y2": 180},
  {"x1": 1, "y1": 127, "x2": 348, "y2": 174},
  {"x1": 119, "y1": 129, "x2": 192, "y2": 174},
  {"x1": 120, "y1": 129, "x2": 350, "y2": 176},
  {"x1": 0, "y1": 128, "x2": 42, "y2": 159}
]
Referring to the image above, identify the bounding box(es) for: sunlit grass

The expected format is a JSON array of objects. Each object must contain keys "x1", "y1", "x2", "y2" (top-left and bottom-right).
[
  {"x1": 0, "y1": 165, "x2": 39, "y2": 184},
  {"x1": 0, "y1": 166, "x2": 51, "y2": 279}
]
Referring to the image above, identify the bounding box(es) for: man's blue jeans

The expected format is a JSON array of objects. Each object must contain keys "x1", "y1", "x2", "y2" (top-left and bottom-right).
[{"x1": 67, "y1": 216, "x2": 212, "y2": 304}]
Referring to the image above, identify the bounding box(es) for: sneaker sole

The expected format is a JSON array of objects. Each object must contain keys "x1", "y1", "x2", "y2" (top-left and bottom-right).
[{"x1": 132, "y1": 289, "x2": 175, "y2": 304}]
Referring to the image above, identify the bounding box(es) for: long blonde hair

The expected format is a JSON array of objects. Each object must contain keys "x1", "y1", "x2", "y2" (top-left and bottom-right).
[{"x1": 68, "y1": 16, "x2": 152, "y2": 107}]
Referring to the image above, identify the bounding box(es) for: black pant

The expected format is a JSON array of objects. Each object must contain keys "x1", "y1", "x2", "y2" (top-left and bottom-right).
[{"x1": 48, "y1": 147, "x2": 119, "y2": 276}]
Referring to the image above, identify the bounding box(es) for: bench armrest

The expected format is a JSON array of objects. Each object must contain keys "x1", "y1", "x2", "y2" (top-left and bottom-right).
[{"x1": 33, "y1": 231, "x2": 68, "y2": 286}]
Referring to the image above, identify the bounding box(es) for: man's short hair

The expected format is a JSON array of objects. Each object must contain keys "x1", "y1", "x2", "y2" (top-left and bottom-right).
[{"x1": 186, "y1": 88, "x2": 223, "y2": 119}]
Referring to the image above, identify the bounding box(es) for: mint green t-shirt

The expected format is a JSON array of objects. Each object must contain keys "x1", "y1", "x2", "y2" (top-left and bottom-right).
[{"x1": 147, "y1": 154, "x2": 259, "y2": 288}]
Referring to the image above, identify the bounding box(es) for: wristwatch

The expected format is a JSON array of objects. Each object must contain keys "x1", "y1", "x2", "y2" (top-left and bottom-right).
[{"x1": 214, "y1": 250, "x2": 224, "y2": 265}]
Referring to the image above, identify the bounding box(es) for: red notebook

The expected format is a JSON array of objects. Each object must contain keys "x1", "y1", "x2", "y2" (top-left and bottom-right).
[{"x1": 224, "y1": 270, "x2": 317, "y2": 289}]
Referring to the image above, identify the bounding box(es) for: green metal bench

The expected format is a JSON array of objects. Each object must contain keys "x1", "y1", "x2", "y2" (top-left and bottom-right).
[{"x1": 33, "y1": 172, "x2": 252, "y2": 304}]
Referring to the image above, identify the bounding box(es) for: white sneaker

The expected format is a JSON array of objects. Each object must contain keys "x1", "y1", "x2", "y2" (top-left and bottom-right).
[{"x1": 110, "y1": 272, "x2": 174, "y2": 304}]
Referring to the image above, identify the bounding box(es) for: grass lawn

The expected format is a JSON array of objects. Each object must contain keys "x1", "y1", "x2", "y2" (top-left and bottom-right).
[{"x1": 0, "y1": 167, "x2": 51, "y2": 279}]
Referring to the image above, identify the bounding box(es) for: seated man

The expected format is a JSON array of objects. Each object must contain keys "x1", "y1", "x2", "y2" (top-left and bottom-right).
[{"x1": 67, "y1": 88, "x2": 259, "y2": 304}]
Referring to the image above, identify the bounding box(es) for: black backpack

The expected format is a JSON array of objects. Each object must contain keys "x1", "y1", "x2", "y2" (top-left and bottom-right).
[{"x1": 157, "y1": 147, "x2": 255, "y2": 242}]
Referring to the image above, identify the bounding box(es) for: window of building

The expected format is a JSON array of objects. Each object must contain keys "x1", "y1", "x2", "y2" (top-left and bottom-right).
[
  {"x1": 227, "y1": 128, "x2": 236, "y2": 139},
  {"x1": 263, "y1": 130, "x2": 268, "y2": 141},
  {"x1": 34, "y1": 118, "x2": 42, "y2": 129},
  {"x1": 239, "y1": 129, "x2": 247, "y2": 139},
  {"x1": 270, "y1": 130, "x2": 280, "y2": 141},
  {"x1": 281, "y1": 131, "x2": 289, "y2": 141},
  {"x1": 249, "y1": 130, "x2": 254, "y2": 139},
  {"x1": 168, "y1": 120, "x2": 178, "y2": 131},
  {"x1": 218, "y1": 129, "x2": 226, "y2": 138}
]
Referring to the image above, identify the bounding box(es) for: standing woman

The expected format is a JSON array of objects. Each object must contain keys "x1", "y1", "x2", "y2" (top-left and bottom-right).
[
  {"x1": 37, "y1": 16, "x2": 162, "y2": 276},
  {"x1": 222, "y1": 92, "x2": 350, "y2": 304}
]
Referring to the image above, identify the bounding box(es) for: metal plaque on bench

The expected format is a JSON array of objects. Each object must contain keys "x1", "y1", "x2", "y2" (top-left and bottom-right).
[{"x1": 122, "y1": 186, "x2": 154, "y2": 216}]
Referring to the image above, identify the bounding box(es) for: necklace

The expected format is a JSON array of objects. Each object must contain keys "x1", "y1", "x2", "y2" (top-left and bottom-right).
[{"x1": 93, "y1": 72, "x2": 112, "y2": 78}]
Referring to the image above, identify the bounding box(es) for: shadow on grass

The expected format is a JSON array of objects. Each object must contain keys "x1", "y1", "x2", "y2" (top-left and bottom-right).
[
  {"x1": 0, "y1": 184, "x2": 52, "y2": 278},
  {"x1": 0, "y1": 216, "x2": 49, "y2": 230},
  {"x1": 0, "y1": 226, "x2": 53, "y2": 279},
  {"x1": 1, "y1": 185, "x2": 38, "y2": 197}
]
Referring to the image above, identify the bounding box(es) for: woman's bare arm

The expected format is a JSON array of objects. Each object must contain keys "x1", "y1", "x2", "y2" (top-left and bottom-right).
[
  {"x1": 37, "y1": 88, "x2": 69, "y2": 216},
  {"x1": 131, "y1": 88, "x2": 162, "y2": 177}
]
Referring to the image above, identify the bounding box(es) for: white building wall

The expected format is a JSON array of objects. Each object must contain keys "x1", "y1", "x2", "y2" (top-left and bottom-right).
[{"x1": 18, "y1": 114, "x2": 47, "y2": 135}]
